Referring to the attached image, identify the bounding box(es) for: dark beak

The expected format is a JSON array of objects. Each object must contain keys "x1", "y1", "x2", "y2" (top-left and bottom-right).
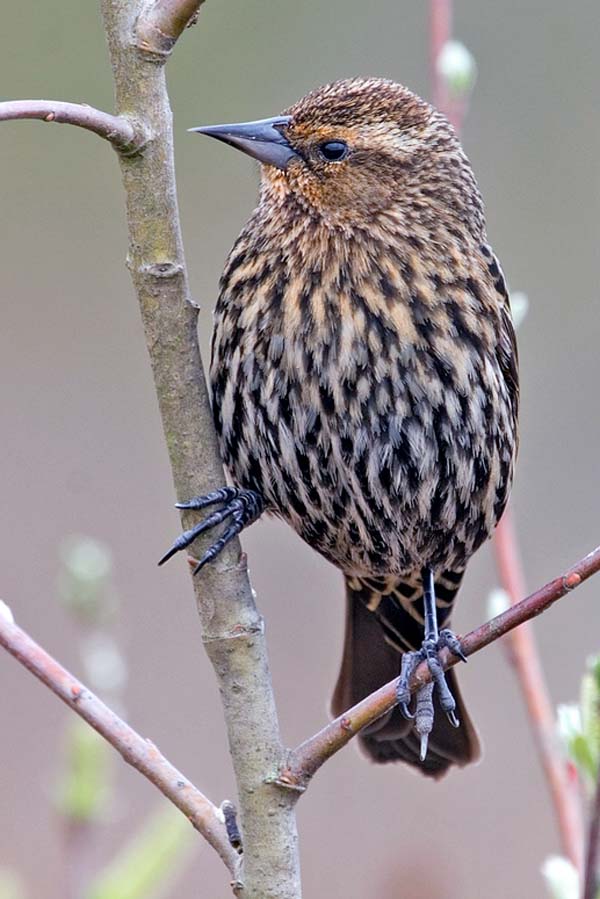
[{"x1": 189, "y1": 115, "x2": 297, "y2": 170}]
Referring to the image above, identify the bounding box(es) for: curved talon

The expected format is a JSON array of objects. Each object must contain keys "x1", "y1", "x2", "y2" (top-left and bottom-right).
[
  {"x1": 399, "y1": 702, "x2": 414, "y2": 720},
  {"x1": 419, "y1": 732, "x2": 429, "y2": 762},
  {"x1": 158, "y1": 546, "x2": 177, "y2": 567},
  {"x1": 175, "y1": 487, "x2": 238, "y2": 511},
  {"x1": 158, "y1": 525, "x2": 204, "y2": 566},
  {"x1": 438, "y1": 628, "x2": 468, "y2": 663},
  {"x1": 447, "y1": 710, "x2": 460, "y2": 728}
]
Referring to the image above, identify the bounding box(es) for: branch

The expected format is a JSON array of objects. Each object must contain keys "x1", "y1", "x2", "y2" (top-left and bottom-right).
[
  {"x1": 428, "y1": 0, "x2": 581, "y2": 876},
  {"x1": 0, "y1": 606, "x2": 239, "y2": 876},
  {"x1": 0, "y1": 100, "x2": 143, "y2": 153},
  {"x1": 278, "y1": 545, "x2": 600, "y2": 791},
  {"x1": 136, "y1": 0, "x2": 205, "y2": 57},
  {"x1": 493, "y1": 510, "x2": 585, "y2": 873},
  {"x1": 99, "y1": 1, "x2": 301, "y2": 895},
  {"x1": 429, "y1": 0, "x2": 452, "y2": 112}
]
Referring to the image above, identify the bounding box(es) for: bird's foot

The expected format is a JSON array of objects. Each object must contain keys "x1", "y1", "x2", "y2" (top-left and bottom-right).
[
  {"x1": 158, "y1": 487, "x2": 264, "y2": 575},
  {"x1": 395, "y1": 629, "x2": 467, "y2": 760}
]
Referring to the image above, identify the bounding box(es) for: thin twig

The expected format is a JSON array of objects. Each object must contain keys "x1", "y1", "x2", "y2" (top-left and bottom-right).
[
  {"x1": 584, "y1": 762, "x2": 600, "y2": 899},
  {"x1": 493, "y1": 511, "x2": 585, "y2": 873},
  {"x1": 0, "y1": 100, "x2": 142, "y2": 152},
  {"x1": 0, "y1": 609, "x2": 239, "y2": 875},
  {"x1": 278, "y1": 545, "x2": 600, "y2": 791},
  {"x1": 136, "y1": 0, "x2": 205, "y2": 57}
]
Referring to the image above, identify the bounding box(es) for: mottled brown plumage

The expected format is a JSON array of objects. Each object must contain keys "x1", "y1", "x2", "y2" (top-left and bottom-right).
[{"x1": 166, "y1": 77, "x2": 519, "y2": 777}]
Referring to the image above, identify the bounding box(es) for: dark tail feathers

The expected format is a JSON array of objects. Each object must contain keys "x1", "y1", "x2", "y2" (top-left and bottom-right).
[{"x1": 332, "y1": 578, "x2": 480, "y2": 779}]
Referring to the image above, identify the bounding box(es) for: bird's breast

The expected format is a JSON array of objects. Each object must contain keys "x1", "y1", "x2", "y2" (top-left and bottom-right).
[{"x1": 210, "y1": 223, "x2": 517, "y2": 577}]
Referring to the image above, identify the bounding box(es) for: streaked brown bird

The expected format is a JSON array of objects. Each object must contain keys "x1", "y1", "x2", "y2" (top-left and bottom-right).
[{"x1": 160, "y1": 77, "x2": 519, "y2": 777}]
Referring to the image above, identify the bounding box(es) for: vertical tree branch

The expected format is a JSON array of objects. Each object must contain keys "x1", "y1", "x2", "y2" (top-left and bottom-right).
[
  {"x1": 494, "y1": 512, "x2": 585, "y2": 873},
  {"x1": 98, "y1": 1, "x2": 301, "y2": 895}
]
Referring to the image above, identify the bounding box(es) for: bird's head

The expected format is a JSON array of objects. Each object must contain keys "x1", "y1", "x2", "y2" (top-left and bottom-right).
[{"x1": 191, "y1": 77, "x2": 482, "y2": 233}]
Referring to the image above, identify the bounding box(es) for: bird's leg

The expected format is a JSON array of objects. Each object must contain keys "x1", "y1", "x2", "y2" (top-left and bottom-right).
[
  {"x1": 395, "y1": 566, "x2": 467, "y2": 760},
  {"x1": 158, "y1": 486, "x2": 264, "y2": 575}
]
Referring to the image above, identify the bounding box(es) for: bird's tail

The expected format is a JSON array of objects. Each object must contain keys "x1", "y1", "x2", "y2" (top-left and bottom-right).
[{"x1": 331, "y1": 576, "x2": 481, "y2": 778}]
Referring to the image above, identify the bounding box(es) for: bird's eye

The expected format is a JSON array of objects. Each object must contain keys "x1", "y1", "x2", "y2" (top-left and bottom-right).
[{"x1": 318, "y1": 140, "x2": 349, "y2": 162}]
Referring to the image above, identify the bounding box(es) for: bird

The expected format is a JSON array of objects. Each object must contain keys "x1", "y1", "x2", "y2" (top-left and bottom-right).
[{"x1": 159, "y1": 77, "x2": 519, "y2": 777}]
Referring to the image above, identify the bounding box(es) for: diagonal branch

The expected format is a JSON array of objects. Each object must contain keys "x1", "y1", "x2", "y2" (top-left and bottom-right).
[
  {"x1": 277, "y1": 545, "x2": 600, "y2": 791},
  {"x1": 0, "y1": 100, "x2": 144, "y2": 153},
  {"x1": 0, "y1": 606, "x2": 239, "y2": 876}
]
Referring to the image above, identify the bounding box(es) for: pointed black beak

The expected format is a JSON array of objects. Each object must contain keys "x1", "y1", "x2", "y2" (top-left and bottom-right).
[{"x1": 189, "y1": 115, "x2": 297, "y2": 170}]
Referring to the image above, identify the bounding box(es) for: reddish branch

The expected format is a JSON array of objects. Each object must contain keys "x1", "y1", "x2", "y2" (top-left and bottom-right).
[
  {"x1": 494, "y1": 511, "x2": 585, "y2": 872},
  {"x1": 428, "y1": 0, "x2": 582, "y2": 876},
  {"x1": 429, "y1": 0, "x2": 471, "y2": 132},
  {"x1": 136, "y1": 0, "x2": 205, "y2": 56},
  {"x1": 429, "y1": 0, "x2": 452, "y2": 112},
  {"x1": 0, "y1": 611, "x2": 239, "y2": 876},
  {"x1": 278, "y1": 545, "x2": 600, "y2": 791},
  {"x1": 0, "y1": 100, "x2": 142, "y2": 152}
]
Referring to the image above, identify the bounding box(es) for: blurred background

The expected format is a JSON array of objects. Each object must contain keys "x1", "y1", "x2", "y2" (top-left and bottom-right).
[{"x1": 1, "y1": 1, "x2": 599, "y2": 897}]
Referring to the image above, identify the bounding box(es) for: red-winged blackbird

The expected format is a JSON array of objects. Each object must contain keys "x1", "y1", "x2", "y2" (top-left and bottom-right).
[{"x1": 161, "y1": 78, "x2": 519, "y2": 777}]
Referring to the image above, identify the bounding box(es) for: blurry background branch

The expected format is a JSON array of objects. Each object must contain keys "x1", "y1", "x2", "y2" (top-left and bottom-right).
[
  {"x1": 278, "y1": 544, "x2": 600, "y2": 791},
  {"x1": 0, "y1": 601, "x2": 239, "y2": 877},
  {"x1": 429, "y1": 0, "x2": 585, "y2": 881},
  {"x1": 494, "y1": 511, "x2": 585, "y2": 874}
]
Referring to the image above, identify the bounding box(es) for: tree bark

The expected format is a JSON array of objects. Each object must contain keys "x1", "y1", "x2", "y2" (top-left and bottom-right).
[{"x1": 98, "y1": 1, "x2": 301, "y2": 895}]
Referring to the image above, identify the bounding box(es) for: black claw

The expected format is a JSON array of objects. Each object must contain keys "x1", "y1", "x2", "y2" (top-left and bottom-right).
[
  {"x1": 158, "y1": 546, "x2": 177, "y2": 567},
  {"x1": 158, "y1": 524, "x2": 206, "y2": 566},
  {"x1": 159, "y1": 487, "x2": 264, "y2": 572},
  {"x1": 438, "y1": 628, "x2": 467, "y2": 663}
]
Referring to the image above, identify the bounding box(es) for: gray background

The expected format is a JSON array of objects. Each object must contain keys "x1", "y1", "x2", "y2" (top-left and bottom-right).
[{"x1": 1, "y1": 1, "x2": 599, "y2": 897}]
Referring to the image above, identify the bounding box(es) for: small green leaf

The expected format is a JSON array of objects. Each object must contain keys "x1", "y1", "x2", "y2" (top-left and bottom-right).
[
  {"x1": 580, "y1": 655, "x2": 600, "y2": 781},
  {"x1": 54, "y1": 718, "x2": 113, "y2": 822},
  {"x1": 0, "y1": 870, "x2": 26, "y2": 899},
  {"x1": 86, "y1": 804, "x2": 194, "y2": 899}
]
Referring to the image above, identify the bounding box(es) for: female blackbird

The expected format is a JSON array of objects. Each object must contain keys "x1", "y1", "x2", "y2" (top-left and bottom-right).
[{"x1": 160, "y1": 78, "x2": 519, "y2": 777}]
